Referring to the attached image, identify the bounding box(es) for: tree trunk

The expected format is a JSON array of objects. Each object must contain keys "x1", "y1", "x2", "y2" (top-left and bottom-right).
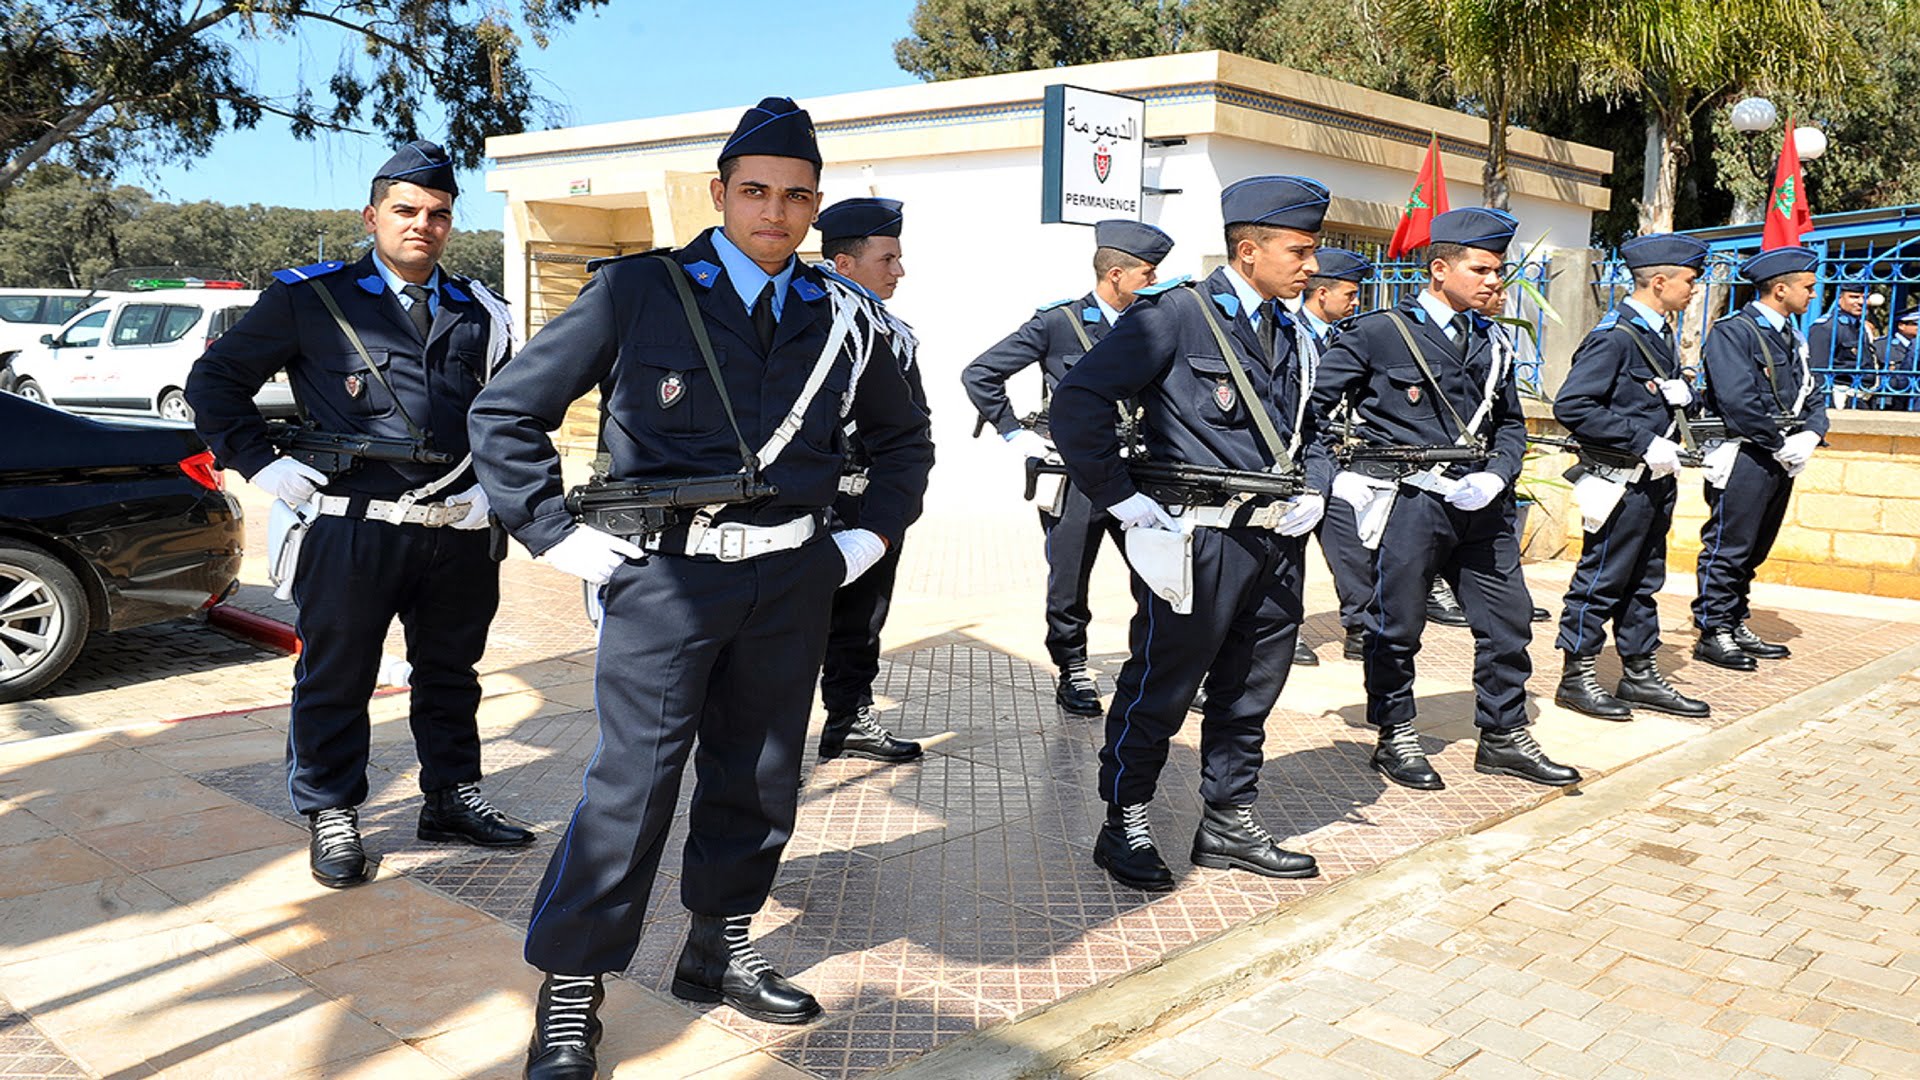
[
  {"x1": 1482, "y1": 75, "x2": 1511, "y2": 210},
  {"x1": 1638, "y1": 112, "x2": 1678, "y2": 233}
]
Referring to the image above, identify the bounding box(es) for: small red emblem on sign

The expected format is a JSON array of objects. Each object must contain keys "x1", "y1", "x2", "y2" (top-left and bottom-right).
[
  {"x1": 1214, "y1": 381, "x2": 1236, "y2": 413},
  {"x1": 1094, "y1": 144, "x2": 1112, "y2": 184},
  {"x1": 658, "y1": 373, "x2": 684, "y2": 409},
  {"x1": 344, "y1": 374, "x2": 363, "y2": 398},
  {"x1": 1407, "y1": 386, "x2": 1422, "y2": 405}
]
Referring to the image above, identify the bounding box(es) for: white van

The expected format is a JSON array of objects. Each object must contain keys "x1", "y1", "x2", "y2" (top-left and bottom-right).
[
  {"x1": 10, "y1": 280, "x2": 294, "y2": 420},
  {"x1": 0, "y1": 288, "x2": 125, "y2": 392}
]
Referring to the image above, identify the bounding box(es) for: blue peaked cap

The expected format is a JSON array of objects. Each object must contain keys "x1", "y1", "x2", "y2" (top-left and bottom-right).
[
  {"x1": 1739, "y1": 246, "x2": 1818, "y2": 284},
  {"x1": 375, "y1": 140, "x2": 457, "y2": 197},
  {"x1": 1310, "y1": 249, "x2": 1373, "y2": 282},
  {"x1": 1619, "y1": 234, "x2": 1709, "y2": 271},
  {"x1": 1429, "y1": 207, "x2": 1518, "y2": 252},
  {"x1": 817, "y1": 198, "x2": 903, "y2": 241},
  {"x1": 1093, "y1": 219, "x2": 1174, "y2": 264},
  {"x1": 1220, "y1": 176, "x2": 1330, "y2": 232},
  {"x1": 1898, "y1": 307, "x2": 1918, "y2": 325},
  {"x1": 719, "y1": 97, "x2": 821, "y2": 167}
]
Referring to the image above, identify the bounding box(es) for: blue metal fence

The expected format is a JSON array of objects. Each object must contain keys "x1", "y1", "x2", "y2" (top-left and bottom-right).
[{"x1": 1355, "y1": 256, "x2": 1553, "y2": 391}]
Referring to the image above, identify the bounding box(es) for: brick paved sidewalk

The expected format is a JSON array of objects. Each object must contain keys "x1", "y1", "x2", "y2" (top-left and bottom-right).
[{"x1": 1078, "y1": 671, "x2": 1920, "y2": 1080}]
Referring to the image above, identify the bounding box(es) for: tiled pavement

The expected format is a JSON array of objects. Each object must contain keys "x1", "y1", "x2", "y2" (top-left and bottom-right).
[{"x1": 1078, "y1": 670, "x2": 1920, "y2": 1080}]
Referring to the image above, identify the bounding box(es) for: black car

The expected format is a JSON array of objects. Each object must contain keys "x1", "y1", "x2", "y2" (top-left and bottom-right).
[{"x1": 0, "y1": 393, "x2": 244, "y2": 702}]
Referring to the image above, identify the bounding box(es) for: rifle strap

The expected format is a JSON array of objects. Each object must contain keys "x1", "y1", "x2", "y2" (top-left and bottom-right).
[
  {"x1": 1612, "y1": 325, "x2": 1696, "y2": 452},
  {"x1": 310, "y1": 279, "x2": 427, "y2": 442},
  {"x1": 1061, "y1": 303, "x2": 1142, "y2": 441},
  {"x1": 1186, "y1": 287, "x2": 1300, "y2": 470},
  {"x1": 1384, "y1": 311, "x2": 1482, "y2": 451},
  {"x1": 651, "y1": 255, "x2": 760, "y2": 475}
]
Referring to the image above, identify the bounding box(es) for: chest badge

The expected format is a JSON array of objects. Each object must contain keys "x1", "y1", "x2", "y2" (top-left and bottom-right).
[
  {"x1": 343, "y1": 374, "x2": 364, "y2": 399},
  {"x1": 1214, "y1": 380, "x2": 1237, "y2": 413},
  {"x1": 1645, "y1": 378, "x2": 1662, "y2": 395},
  {"x1": 658, "y1": 372, "x2": 686, "y2": 409},
  {"x1": 1407, "y1": 386, "x2": 1422, "y2": 405}
]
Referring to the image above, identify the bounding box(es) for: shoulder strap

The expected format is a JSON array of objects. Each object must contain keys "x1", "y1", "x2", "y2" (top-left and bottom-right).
[
  {"x1": 1751, "y1": 326, "x2": 1789, "y2": 411},
  {"x1": 652, "y1": 255, "x2": 759, "y2": 475},
  {"x1": 1384, "y1": 311, "x2": 1481, "y2": 451},
  {"x1": 1058, "y1": 306, "x2": 1096, "y2": 353},
  {"x1": 309, "y1": 278, "x2": 426, "y2": 442},
  {"x1": 1612, "y1": 325, "x2": 1695, "y2": 451},
  {"x1": 1185, "y1": 287, "x2": 1295, "y2": 471}
]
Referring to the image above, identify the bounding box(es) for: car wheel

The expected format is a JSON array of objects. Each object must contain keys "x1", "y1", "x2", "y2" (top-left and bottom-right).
[
  {"x1": 158, "y1": 388, "x2": 194, "y2": 422},
  {"x1": 13, "y1": 378, "x2": 45, "y2": 404},
  {"x1": 0, "y1": 541, "x2": 90, "y2": 704}
]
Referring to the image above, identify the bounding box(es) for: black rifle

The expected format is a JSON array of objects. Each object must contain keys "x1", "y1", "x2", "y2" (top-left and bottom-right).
[
  {"x1": 1686, "y1": 413, "x2": 1803, "y2": 444},
  {"x1": 972, "y1": 410, "x2": 1050, "y2": 441},
  {"x1": 1024, "y1": 456, "x2": 1303, "y2": 507},
  {"x1": 1526, "y1": 433, "x2": 1700, "y2": 470},
  {"x1": 265, "y1": 421, "x2": 454, "y2": 475},
  {"x1": 565, "y1": 473, "x2": 781, "y2": 537},
  {"x1": 1337, "y1": 443, "x2": 1487, "y2": 467}
]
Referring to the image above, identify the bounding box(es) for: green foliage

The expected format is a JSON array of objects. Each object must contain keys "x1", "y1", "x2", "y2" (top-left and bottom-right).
[{"x1": 893, "y1": 0, "x2": 1192, "y2": 79}]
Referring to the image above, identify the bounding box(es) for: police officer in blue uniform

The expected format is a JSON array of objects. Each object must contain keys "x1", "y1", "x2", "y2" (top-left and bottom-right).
[
  {"x1": 1053, "y1": 176, "x2": 1333, "y2": 892},
  {"x1": 1692, "y1": 246, "x2": 1829, "y2": 670},
  {"x1": 1550, "y1": 234, "x2": 1711, "y2": 720},
  {"x1": 1312, "y1": 207, "x2": 1581, "y2": 792},
  {"x1": 1807, "y1": 283, "x2": 1868, "y2": 408},
  {"x1": 813, "y1": 196, "x2": 928, "y2": 764},
  {"x1": 186, "y1": 140, "x2": 533, "y2": 890},
  {"x1": 1293, "y1": 248, "x2": 1376, "y2": 662},
  {"x1": 962, "y1": 220, "x2": 1174, "y2": 716},
  {"x1": 467, "y1": 99, "x2": 933, "y2": 1079},
  {"x1": 1882, "y1": 306, "x2": 1919, "y2": 411}
]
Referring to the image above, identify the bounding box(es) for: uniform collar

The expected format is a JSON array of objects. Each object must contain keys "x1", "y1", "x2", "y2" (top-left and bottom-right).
[
  {"x1": 368, "y1": 251, "x2": 441, "y2": 305},
  {"x1": 1748, "y1": 301, "x2": 1788, "y2": 332},
  {"x1": 1622, "y1": 296, "x2": 1667, "y2": 332},
  {"x1": 812, "y1": 262, "x2": 883, "y2": 305},
  {"x1": 708, "y1": 226, "x2": 796, "y2": 318},
  {"x1": 1093, "y1": 293, "x2": 1121, "y2": 326},
  {"x1": 1417, "y1": 289, "x2": 1470, "y2": 335},
  {"x1": 1224, "y1": 266, "x2": 1268, "y2": 325},
  {"x1": 1300, "y1": 306, "x2": 1332, "y2": 341}
]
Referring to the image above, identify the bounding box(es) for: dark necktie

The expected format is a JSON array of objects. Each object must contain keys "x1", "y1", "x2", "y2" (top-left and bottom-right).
[
  {"x1": 1450, "y1": 313, "x2": 1472, "y2": 361},
  {"x1": 751, "y1": 281, "x2": 777, "y2": 352},
  {"x1": 401, "y1": 284, "x2": 433, "y2": 340},
  {"x1": 1259, "y1": 303, "x2": 1278, "y2": 360}
]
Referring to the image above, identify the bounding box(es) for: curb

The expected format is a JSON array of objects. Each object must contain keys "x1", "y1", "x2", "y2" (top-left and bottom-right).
[
  {"x1": 888, "y1": 639, "x2": 1920, "y2": 1080},
  {"x1": 206, "y1": 603, "x2": 300, "y2": 654}
]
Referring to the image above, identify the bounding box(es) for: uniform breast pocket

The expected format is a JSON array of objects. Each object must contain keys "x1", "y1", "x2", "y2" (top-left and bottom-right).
[
  {"x1": 1624, "y1": 364, "x2": 1662, "y2": 401},
  {"x1": 1057, "y1": 351, "x2": 1086, "y2": 372},
  {"x1": 615, "y1": 345, "x2": 728, "y2": 438},
  {"x1": 1185, "y1": 353, "x2": 1245, "y2": 427},
  {"x1": 1383, "y1": 363, "x2": 1428, "y2": 410},
  {"x1": 315, "y1": 348, "x2": 397, "y2": 418}
]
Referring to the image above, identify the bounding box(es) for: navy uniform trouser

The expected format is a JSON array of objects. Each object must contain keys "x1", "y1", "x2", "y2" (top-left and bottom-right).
[
  {"x1": 1099, "y1": 527, "x2": 1305, "y2": 809},
  {"x1": 1555, "y1": 474, "x2": 1676, "y2": 658},
  {"x1": 1693, "y1": 447, "x2": 1794, "y2": 631},
  {"x1": 820, "y1": 492, "x2": 902, "y2": 715},
  {"x1": 524, "y1": 538, "x2": 842, "y2": 976},
  {"x1": 1364, "y1": 489, "x2": 1531, "y2": 733},
  {"x1": 1041, "y1": 483, "x2": 1127, "y2": 669},
  {"x1": 287, "y1": 516, "x2": 497, "y2": 813},
  {"x1": 1315, "y1": 494, "x2": 1375, "y2": 632}
]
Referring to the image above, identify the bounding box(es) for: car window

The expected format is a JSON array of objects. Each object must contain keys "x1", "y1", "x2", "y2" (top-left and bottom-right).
[
  {"x1": 112, "y1": 304, "x2": 167, "y2": 346},
  {"x1": 158, "y1": 305, "x2": 202, "y2": 344},
  {"x1": 0, "y1": 297, "x2": 45, "y2": 323},
  {"x1": 59, "y1": 310, "x2": 109, "y2": 348},
  {"x1": 207, "y1": 305, "x2": 253, "y2": 343},
  {"x1": 46, "y1": 296, "x2": 97, "y2": 324}
]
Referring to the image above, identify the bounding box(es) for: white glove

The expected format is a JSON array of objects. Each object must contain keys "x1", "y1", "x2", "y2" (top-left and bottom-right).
[
  {"x1": 1642, "y1": 436, "x2": 1683, "y2": 479},
  {"x1": 832, "y1": 528, "x2": 888, "y2": 586},
  {"x1": 1658, "y1": 379, "x2": 1694, "y2": 406},
  {"x1": 1331, "y1": 471, "x2": 1373, "y2": 510},
  {"x1": 1274, "y1": 493, "x2": 1326, "y2": 537},
  {"x1": 538, "y1": 526, "x2": 644, "y2": 585},
  {"x1": 1004, "y1": 428, "x2": 1052, "y2": 459},
  {"x1": 444, "y1": 483, "x2": 491, "y2": 530},
  {"x1": 1444, "y1": 471, "x2": 1506, "y2": 512},
  {"x1": 1107, "y1": 492, "x2": 1179, "y2": 532},
  {"x1": 250, "y1": 456, "x2": 327, "y2": 508},
  {"x1": 1774, "y1": 429, "x2": 1821, "y2": 469}
]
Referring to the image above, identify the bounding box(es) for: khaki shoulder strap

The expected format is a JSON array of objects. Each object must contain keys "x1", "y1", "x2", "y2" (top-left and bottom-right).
[
  {"x1": 1185, "y1": 287, "x2": 1295, "y2": 471},
  {"x1": 1383, "y1": 311, "x2": 1481, "y2": 451}
]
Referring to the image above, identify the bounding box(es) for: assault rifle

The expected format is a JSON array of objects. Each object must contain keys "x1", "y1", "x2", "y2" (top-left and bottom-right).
[
  {"x1": 265, "y1": 421, "x2": 454, "y2": 475},
  {"x1": 1024, "y1": 456, "x2": 1304, "y2": 507},
  {"x1": 1336, "y1": 443, "x2": 1487, "y2": 475},
  {"x1": 1685, "y1": 413, "x2": 1803, "y2": 445},
  {"x1": 565, "y1": 473, "x2": 781, "y2": 538},
  {"x1": 1526, "y1": 433, "x2": 1701, "y2": 470}
]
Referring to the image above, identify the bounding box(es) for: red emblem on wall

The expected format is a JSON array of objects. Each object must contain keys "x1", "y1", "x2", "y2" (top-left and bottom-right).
[{"x1": 1094, "y1": 144, "x2": 1112, "y2": 183}]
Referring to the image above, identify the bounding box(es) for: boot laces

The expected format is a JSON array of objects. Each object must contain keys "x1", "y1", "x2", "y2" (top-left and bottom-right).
[
  {"x1": 1505, "y1": 728, "x2": 1544, "y2": 757},
  {"x1": 1233, "y1": 805, "x2": 1276, "y2": 845},
  {"x1": 1429, "y1": 580, "x2": 1462, "y2": 613},
  {"x1": 1118, "y1": 803, "x2": 1155, "y2": 851},
  {"x1": 1574, "y1": 663, "x2": 1609, "y2": 696},
  {"x1": 1063, "y1": 662, "x2": 1098, "y2": 693},
  {"x1": 542, "y1": 974, "x2": 599, "y2": 1050},
  {"x1": 311, "y1": 807, "x2": 360, "y2": 857},
  {"x1": 1384, "y1": 725, "x2": 1426, "y2": 758},
  {"x1": 850, "y1": 706, "x2": 891, "y2": 742},
  {"x1": 723, "y1": 915, "x2": 774, "y2": 978},
  {"x1": 454, "y1": 782, "x2": 509, "y2": 824},
  {"x1": 1637, "y1": 663, "x2": 1681, "y2": 694}
]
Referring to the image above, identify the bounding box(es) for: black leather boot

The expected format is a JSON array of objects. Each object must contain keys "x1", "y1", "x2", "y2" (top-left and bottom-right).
[
  {"x1": 1554, "y1": 652, "x2": 1632, "y2": 720},
  {"x1": 1694, "y1": 628, "x2": 1759, "y2": 671},
  {"x1": 1371, "y1": 723, "x2": 1444, "y2": 790},
  {"x1": 672, "y1": 914, "x2": 821, "y2": 1024},
  {"x1": 1616, "y1": 655, "x2": 1710, "y2": 718},
  {"x1": 1191, "y1": 802, "x2": 1318, "y2": 879},
  {"x1": 1188, "y1": 686, "x2": 1207, "y2": 713},
  {"x1": 1476, "y1": 728, "x2": 1582, "y2": 787},
  {"x1": 1055, "y1": 662, "x2": 1103, "y2": 716},
  {"x1": 1343, "y1": 627, "x2": 1367, "y2": 661},
  {"x1": 818, "y1": 706, "x2": 922, "y2": 764},
  {"x1": 1292, "y1": 639, "x2": 1319, "y2": 667},
  {"x1": 1732, "y1": 623, "x2": 1790, "y2": 659},
  {"x1": 524, "y1": 973, "x2": 602, "y2": 1080},
  {"x1": 1426, "y1": 578, "x2": 1469, "y2": 626},
  {"x1": 1530, "y1": 605, "x2": 1552, "y2": 623},
  {"x1": 419, "y1": 782, "x2": 536, "y2": 847},
  {"x1": 308, "y1": 807, "x2": 368, "y2": 888},
  {"x1": 1093, "y1": 803, "x2": 1175, "y2": 892}
]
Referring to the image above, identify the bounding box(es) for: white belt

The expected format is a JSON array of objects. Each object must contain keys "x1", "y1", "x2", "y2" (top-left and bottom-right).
[
  {"x1": 643, "y1": 514, "x2": 817, "y2": 561},
  {"x1": 311, "y1": 494, "x2": 463, "y2": 527},
  {"x1": 1179, "y1": 503, "x2": 1286, "y2": 530},
  {"x1": 837, "y1": 473, "x2": 869, "y2": 495}
]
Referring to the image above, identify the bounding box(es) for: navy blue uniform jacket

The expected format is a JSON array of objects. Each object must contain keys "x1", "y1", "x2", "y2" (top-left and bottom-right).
[
  {"x1": 962, "y1": 292, "x2": 1110, "y2": 435},
  {"x1": 468, "y1": 229, "x2": 934, "y2": 556},
  {"x1": 1699, "y1": 303, "x2": 1831, "y2": 453},
  {"x1": 1553, "y1": 305, "x2": 1695, "y2": 456},
  {"x1": 1050, "y1": 267, "x2": 1334, "y2": 509}
]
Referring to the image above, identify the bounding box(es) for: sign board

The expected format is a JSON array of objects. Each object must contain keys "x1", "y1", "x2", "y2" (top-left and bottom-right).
[
  {"x1": 569, "y1": 177, "x2": 592, "y2": 196},
  {"x1": 1041, "y1": 85, "x2": 1146, "y2": 225}
]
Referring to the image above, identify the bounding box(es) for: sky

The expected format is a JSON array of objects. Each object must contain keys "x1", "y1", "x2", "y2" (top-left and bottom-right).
[{"x1": 138, "y1": 1, "x2": 922, "y2": 232}]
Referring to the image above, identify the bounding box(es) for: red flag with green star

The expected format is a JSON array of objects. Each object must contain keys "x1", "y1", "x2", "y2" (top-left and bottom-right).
[
  {"x1": 1388, "y1": 134, "x2": 1450, "y2": 258},
  {"x1": 1762, "y1": 118, "x2": 1814, "y2": 250}
]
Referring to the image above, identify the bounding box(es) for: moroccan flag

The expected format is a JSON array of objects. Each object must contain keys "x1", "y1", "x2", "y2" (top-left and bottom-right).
[
  {"x1": 1388, "y1": 134, "x2": 1450, "y2": 258},
  {"x1": 1762, "y1": 119, "x2": 1814, "y2": 250}
]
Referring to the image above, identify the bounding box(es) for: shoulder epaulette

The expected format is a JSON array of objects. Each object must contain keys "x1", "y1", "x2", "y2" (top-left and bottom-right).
[
  {"x1": 1594, "y1": 311, "x2": 1620, "y2": 331},
  {"x1": 1132, "y1": 275, "x2": 1192, "y2": 298},
  {"x1": 1035, "y1": 297, "x2": 1077, "y2": 314},
  {"x1": 271, "y1": 261, "x2": 348, "y2": 286},
  {"x1": 588, "y1": 246, "x2": 673, "y2": 273}
]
